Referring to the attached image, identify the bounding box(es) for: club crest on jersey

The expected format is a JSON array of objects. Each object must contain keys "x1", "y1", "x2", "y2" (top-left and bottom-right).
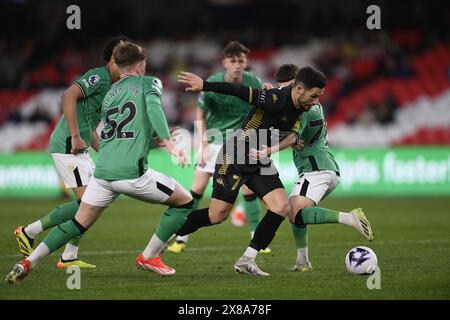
[
  {"x1": 272, "y1": 93, "x2": 279, "y2": 103},
  {"x1": 88, "y1": 74, "x2": 101, "y2": 86}
]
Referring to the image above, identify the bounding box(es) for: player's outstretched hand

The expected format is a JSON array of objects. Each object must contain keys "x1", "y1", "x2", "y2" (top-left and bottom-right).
[
  {"x1": 176, "y1": 148, "x2": 190, "y2": 168},
  {"x1": 177, "y1": 72, "x2": 204, "y2": 92},
  {"x1": 250, "y1": 145, "x2": 271, "y2": 160},
  {"x1": 164, "y1": 137, "x2": 190, "y2": 168},
  {"x1": 155, "y1": 127, "x2": 181, "y2": 147},
  {"x1": 293, "y1": 138, "x2": 305, "y2": 150},
  {"x1": 71, "y1": 136, "x2": 88, "y2": 154},
  {"x1": 262, "y1": 82, "x2": 273, "y2": 89}
]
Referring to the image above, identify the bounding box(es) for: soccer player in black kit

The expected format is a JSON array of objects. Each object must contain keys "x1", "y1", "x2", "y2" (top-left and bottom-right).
[{"x1": 177, "y1": 67, "x2": 326, "y2": 276}]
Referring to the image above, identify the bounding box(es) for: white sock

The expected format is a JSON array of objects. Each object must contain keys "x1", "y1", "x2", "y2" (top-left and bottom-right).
[
  {"x1": 143, "y1": 234, "x2": 166, "y2": 259},
  {"x1": 61, "y1": 243, "x2": 79, "y2": 261},
  {"x1": 250, "y1": 231, "x2": 255, "y2": 239},
  {"x1": 338, "y1": 212, "x2": 354, "y2": 227},
  {"x1": 243, "y1": 247, "x2": 258, "y2": 259},
  {"x1": 176, "y1": 235, "x2": 189, "y2": 243},
  {"x1": 24, "y1": 221, "x2": 43, "y2": 239},
  {"x1": 297, "y1": 247, "x2": 309, "y2": 263},
  {"x1": 27, "y1": 243, "x2": 50, "y2": 268}
]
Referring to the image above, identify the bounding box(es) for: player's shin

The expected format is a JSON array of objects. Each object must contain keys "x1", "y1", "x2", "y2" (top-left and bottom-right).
[
  {"x1": 290, "y1": 223, "x2": 311, "y2": 270},
  {"x1": 155, "y1": 200, "x2": 193, "y2": 242},
  {"x1": 245, "y1": 210, "x2": 284, "y2": 258},
  {"x1": 294, "y1": 207, "x2": 339, "y2": 226},
  {"x1": 243, "y1": 194, "x2": 260, "y2": 233},
  {"x1": 190, "y1": 190, "x2": 202, "y2": 211},
  {"x1": 42, "y1": 200, "x2": 81, "y2": 229},
  {"x1": 29, "y1": 219, "x2": 86, "y2": 267},
  {"x1": 175, "y1": 207, "x2": 212, "y2": 236},
  {"x1": 149, "y1": 201, "x2": 193, "y2": 257},
  {"x1": 43, "y1": 219, "x2": 85, "y2": 251},
  {"x1": 291, "y1": 223, "x2": 308, "y2": 249}
]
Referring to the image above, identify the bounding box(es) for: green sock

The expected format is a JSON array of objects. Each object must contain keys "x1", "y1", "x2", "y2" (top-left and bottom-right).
[
  {"x1": 155, "y1": 205, "x2": 192, "y2": 242},
  {"x1": 191, "y1": 191, "x2": 202, "y2": 211},
  {"x1": 291, "y1": 224, "x2": 308, "y2": 249},
  {"x1": 42, "y1": 220, "x2": 85, "y2": 253},
  {"x1": 40, "y1": 200, "x2": 80, "y2": 230},
  {"x1": 296, "y1": 207, "x2": 339, "y2": 225},
  {"x1": 243, "y1": 195, "x2": 260, "y2": 232},
  {"x1": 68, "y1": 235, "x2": 82, "y2": 246}
]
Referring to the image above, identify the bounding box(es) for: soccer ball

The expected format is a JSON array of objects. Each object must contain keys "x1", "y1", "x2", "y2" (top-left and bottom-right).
[{"x1": 345, "y1": 246, "x2": 378, "y2": 275}]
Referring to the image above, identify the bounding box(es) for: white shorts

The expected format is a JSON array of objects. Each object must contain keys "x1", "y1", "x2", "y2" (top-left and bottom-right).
[
  {"x1": 51, "y1": 153, "x2": 95, "y2": 188},
  {"x1": 289, "y1": 170, "x2": 340, "y2": 204},
  {"x1": 195, "y1": 143, "x2": 223, "y2": 174},
  {"x1": 81, "y1": 168, "x2": 177, "y2": 208}
]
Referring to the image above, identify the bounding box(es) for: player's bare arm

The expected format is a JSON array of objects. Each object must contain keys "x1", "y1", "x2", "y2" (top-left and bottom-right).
[
  {"x1": 178, "y1": 71, "x2": 204, "y2": 92},
  {"x1": 196, "y1": 108, "x2": 209, "y2": 166},
  {"x1": 61, "y1": 84, "x2": 88, "y2": 154},
  {"x1": 91, "y1": 129, "x2": 99, "y2": 152},
  {"x1": 250, "y1": 132, "x2": 304, "y2": 160}
]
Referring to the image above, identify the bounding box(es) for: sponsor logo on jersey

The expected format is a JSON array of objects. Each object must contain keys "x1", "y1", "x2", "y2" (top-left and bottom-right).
[{"x1": 88, "y1": 74, "x2": 101, "y2": 85}]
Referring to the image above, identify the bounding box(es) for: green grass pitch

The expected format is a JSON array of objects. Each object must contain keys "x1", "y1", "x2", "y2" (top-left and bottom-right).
[{"x1": 0, "y1": 197, "x2": 449, "y2": 300}]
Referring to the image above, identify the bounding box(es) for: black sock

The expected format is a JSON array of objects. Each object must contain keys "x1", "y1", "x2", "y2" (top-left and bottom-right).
[
  {"x1": 190, "y1": 190, "x2": 203, "y2": 200},
  {"x1": 176, "y1": 208, "x2": 212, "y2": 236},
  {"x1": 243, "y1": 193, "x2": 257, "y2": 201},
  {"x1": 294, "y1": 209, "x2": 305, "y2": 227},
  {"x1": 249, "y1": 210, "x2": 284, "y2": 251}
]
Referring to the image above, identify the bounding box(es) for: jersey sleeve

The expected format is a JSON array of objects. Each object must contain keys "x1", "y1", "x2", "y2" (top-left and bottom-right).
[
  {"x1": 143, "y1": 76, "x2": 163, "y2": 97},
  {"x1": 197, "y1": 91, "x2": 213, "y2": 111},
  {"x1": 145, "y1": 94, "x2": 170, "y2": 140},
  {"x1": 250, "y1": 88, "x2": 285, "y2": 113},
  {"x1": 75, "y1": 69, "x2": 104, "y2": 98}
]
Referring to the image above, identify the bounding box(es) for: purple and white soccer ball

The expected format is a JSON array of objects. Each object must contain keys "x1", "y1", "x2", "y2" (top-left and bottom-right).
[{"x1": 345, "y1": 246, "x2": 378, "y2": 275}]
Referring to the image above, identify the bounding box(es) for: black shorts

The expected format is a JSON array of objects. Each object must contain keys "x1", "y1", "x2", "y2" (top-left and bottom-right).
[{"x1": 212, "y1": 162, "x2": 285, "y2": 204}]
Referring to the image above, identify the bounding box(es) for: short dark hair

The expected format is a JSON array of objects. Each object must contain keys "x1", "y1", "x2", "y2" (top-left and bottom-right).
[
  {"x1": 275, "y1": 64, "x2": 299, "y2": 83},
  {"x1": 113, "y1": 41, "x2": 146, "y2": 68},
  {"x1": 223, "y1": 41, "x2": 250, "y2": 58},
  {"x1": 295, "y1": 66, "x2": 326, "y2": 89},
  {"x1": 103, "y1": 36, "x2": 130, "y2": 62}
]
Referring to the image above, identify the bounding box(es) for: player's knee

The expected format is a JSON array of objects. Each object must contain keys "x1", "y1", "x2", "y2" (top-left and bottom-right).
[
  {"x1": 175, "y1": 198, "x2": 194, "y2": 210},
  {"x1": 288, "y1": 210, "x2": 296, "y2": 224},
  {"x1": 208, "y1": 207, "x2": 229, "y2": 224},
  {"x1": 288, "y1": 209, "x2": 303, "y2": 224},
  {"x1": 269, "y1": 201, "x2": 290, "y2": 217}
]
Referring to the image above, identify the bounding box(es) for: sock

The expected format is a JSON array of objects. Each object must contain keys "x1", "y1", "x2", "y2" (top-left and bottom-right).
[
  {"x1": 24, "y1": 221, "x2": 43, "y2": 239},
  {"x1": 291, "y1": 223, "x2": 308, "y2": 249},
  {"x1": 243, "y1": 194, "x2": 260, "y2": 232},
  {"x1": 175, "y1": 235, "x2": 189, "y2": 243},
  {"x1": 42, "y1": 219, "x2": 86, "y2": 253},
  {"x1": 39, "y1": 200, "x2": 81, "y2": 230},
  {"x1": 27, "y1": 243, "x2": 50, "y2": 268},
  {"x1": 61, "y1": 243, "x2": 79, "y2": 261},
  {"x1": 297, "y1": 247, "x2": 309, "y2": 263},
  {"x1": 294, "y1": 207, "x2": 339, "y2": 227},
  {"x1": 338, "y1": 211, "x2": 355, "y2": 227},
  {"x1": 190, "y1": 190, "x2": 202, "y2": 211},
  {"x1": 249, "y1": 210, "x2": 284, "y2": 252},
  {"x1": 176, "y1": 208, "x2": 212, "y2": 237},
  {"x1": 244, "y1": 247, "x2": 259, "y2": 259},
  {"x1": 174, "y1": 191, "x2": 202, "y2": 244},
  {"x1": 155, "y1": 200, "x2": 193, "y2": 242},
  {"x1": 143, "y1": 234, "x2": 166, "y2": 259}
]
